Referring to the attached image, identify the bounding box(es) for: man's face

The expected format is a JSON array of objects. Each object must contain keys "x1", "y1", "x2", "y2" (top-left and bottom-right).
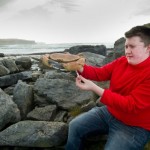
[{"x1": 125, "y1": 36, "x2": 150, "y2": 65}]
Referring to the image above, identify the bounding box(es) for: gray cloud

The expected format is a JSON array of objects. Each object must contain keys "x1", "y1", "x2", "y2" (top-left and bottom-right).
[
  {"x1": 0, "y1": 0, "x2": 15, "y2": 8},
  {"x1": 13, "y1": 0, "x2": 79, "y2": 21},
  {"x1": 49, "y1": 0, "x2": 79, "y2": 12},
  {"x1": 18, "y1": 5, "x2": 51, "y2": 20},
  {"x1": 133, "y1": 0, "x2": 150, "y2": 16},
  {"x1": 22, "y1": 0, "x2": 78, "y2": 15},
  {"x1": 135, "y1": 8, "x2": 150, "y2": 16}
]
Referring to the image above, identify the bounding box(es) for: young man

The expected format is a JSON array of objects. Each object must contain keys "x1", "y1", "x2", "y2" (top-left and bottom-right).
[{"x1": 65, "y1": 26, "x2": 150, "y2": 150}]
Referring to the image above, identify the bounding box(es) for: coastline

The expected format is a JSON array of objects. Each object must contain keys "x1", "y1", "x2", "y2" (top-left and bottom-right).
[{"x1": 0, "y1": 42, "x2": 114, "y2": 55}]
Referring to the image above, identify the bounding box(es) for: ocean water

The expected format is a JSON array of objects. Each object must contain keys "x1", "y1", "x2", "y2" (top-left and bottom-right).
[{"x1": 0, "y1": 43, "x2": 114, "y2": 55}]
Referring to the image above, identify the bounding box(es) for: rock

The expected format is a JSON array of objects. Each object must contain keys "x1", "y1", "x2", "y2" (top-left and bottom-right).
[
  {"x1": 44, "y1": 70, "x2": 75, "y2": 81},
  {"x1": 0, "y1": 121, "x2": 68, "y2": 147},
  {"x1": 34, "y1": 78, "x2": 95, "y2": 110},
  {"x1": 31, "y1": 71, "x2": 44, "y2": 81},
  {"x1": 113, "y1": 37, "x2": 125, "y2": 59},
  {"x1": 2, "y1": 59, "x2": 19, "y2": 73},
  {"x1": 64, "y1": 45, "x2": 107, "y2": 56},
  {"x1": 0, "y1": 53, "x2": 5, "y2": 57},
  {"x1": 102, "y1": 37, "x2": 125, "y2": 65},
  {"x1": 54, "y1": 111, "x2": 68, "y2": 122},
  {"x1": 27, "y1": 105, "x2": 57, "y2": 121},
  {"x1": 0, "y1": 65, "x2": 10, "y2": 76},
  {"x1": 0, "y1": 71, "x2": 32, "y2": 88},
  {"x1": 0, "y1": 89, "x2": 21, "y2": 130},
  {"x1": 114, "y1": 37, "x2": 125, "y2": 52},
  {"x1": 3, "y1": 86, "x2": 15, "y2": 95},
  {"x1": 81, "y1": 52, "x2": 105, "y2": 66},
  {"x1": 81, "y1": 101, "x2": 96, "y2": 113},
  {"x1": 13, "y1": 80, "x2": 34, "y2": 119},
  {"x1": 34, "y1": 94, "x2": 49, "y2": 107},
  {"x1": 15, "y1": 57, "x2": 32, "y2": 70}
]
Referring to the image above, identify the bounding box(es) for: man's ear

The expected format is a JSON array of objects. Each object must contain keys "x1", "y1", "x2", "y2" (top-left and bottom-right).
[
  {"x1": 147, "y1": 44, "x2": 150, "y2": 52},
  {"x1": 147, "y1": 45, "x2": 150, "y2": 56}
]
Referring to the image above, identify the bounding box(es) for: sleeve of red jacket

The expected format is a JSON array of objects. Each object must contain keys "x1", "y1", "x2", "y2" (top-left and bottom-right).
[
  {"x1": 101, "y1": 78, "x2": 150, "y2": 114},
  {"x1": 80, "y1": 58, "x2": 119, "y2": 81}
]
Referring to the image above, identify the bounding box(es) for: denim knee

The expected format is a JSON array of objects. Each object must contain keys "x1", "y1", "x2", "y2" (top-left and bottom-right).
[{"x1": 68, "y1": 116, "x2": 82, "y2": 135}]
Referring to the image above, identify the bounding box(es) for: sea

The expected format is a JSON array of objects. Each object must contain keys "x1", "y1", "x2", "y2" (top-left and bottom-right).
[{"x1": 0, "y1": 42, "x2": 114, "y2": 55}]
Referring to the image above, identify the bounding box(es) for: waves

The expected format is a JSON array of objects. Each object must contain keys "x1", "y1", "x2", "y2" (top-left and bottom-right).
[{"x1": 0, "y1": 42, "x2": 113, "y2": 54}]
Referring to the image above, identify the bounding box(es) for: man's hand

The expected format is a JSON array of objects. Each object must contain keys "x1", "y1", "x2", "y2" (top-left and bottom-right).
[
  {"x1": 76, "y1": 75, "x2": 104, "y2": 96},
  {"x1": 76, "y1": 75, "x2": 96, "y2": 91}
]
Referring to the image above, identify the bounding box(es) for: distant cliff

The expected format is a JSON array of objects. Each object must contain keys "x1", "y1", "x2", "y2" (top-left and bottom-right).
[
  {"x1": 0, "y1": 39, "x2": 36, "y2": 45},
  {"x1": 144, "y1": 23, "x2": 150, "y2": 28}
]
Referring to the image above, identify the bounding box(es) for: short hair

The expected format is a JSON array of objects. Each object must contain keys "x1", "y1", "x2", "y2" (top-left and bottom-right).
[{"x1": 125, "y1": 26, "x2": 150, "y2": 46}]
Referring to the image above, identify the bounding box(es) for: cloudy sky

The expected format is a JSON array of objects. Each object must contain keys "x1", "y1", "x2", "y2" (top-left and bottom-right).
[{"x1": 0, "y1": 0, "x2": 149, "y2": 44}]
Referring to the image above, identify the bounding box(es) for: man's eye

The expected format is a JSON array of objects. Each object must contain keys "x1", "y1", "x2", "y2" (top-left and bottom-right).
[
  {"x1": 125, "y1": 45, "x2": 135, "y2": 49},
  {"x1": 130, "y1": 45, "x2": 135, "y2": 48}
]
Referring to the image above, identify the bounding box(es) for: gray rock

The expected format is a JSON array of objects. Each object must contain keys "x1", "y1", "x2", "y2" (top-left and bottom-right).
[
  {"x1": 81, "y1": 52, "x2": 105, "y2": 66},
  {"x1": 34, "y1": 78, "x2": 95, "y2": 110},
  {"x1": 0, "y1": 65, "x2": 10, "y2": 76},
  {"x1": 13, "y1": 80, "x2": 34, "y2": 119},
  {"x1": 54, "y1": 111, "x2": 68, "y2": 122},
  {"x1": 103, "y1": 37, "x2": 125, "y2": 65},
  {"x1": 34, "y1": 94, "x2": 50, "y2": 107},
  {"x1": 64, "y1": 45, "x2": 107, "y2": 56},
  {"x1": 114, "y1": 37, "x2": 125, "y2": 52},
  {"x1": 0, "y1": 53, "x2": 5, "y2": 57},
  {"x1": 44, "y1": 70, "x2": 75, "y2": 81},
  {"x1": 3, "y1": 86, "x2": 15, "y2": 95},
  {"x1": 0, "y1": 71, "x2": 32, "y2": 88},
  {"x1": 32, "y1": 71, "x2": 43, "y2": 81},
  {"x1": 81, "y1": 101, "x2": 96, "y2": 113},
  {"x1": 0, "y1": 89, "x2": 21, "y2": 130},
  {"x1": 2, "y1": 59, "x2": 19, "y2": 73},
  {"x1": 0, "y1": 121, "x2": 68, "y2": 147},
  {"x1": 27, "y1": 105, "x2": 57, "y2": 121},
  {"x1": 15, "y1": 57, "x2": 32, "y2": 70}
]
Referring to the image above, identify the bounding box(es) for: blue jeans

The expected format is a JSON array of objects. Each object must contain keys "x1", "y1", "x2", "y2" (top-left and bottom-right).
[{"x1": 65, "y1": 106, "x2": 150, "y2": 150}]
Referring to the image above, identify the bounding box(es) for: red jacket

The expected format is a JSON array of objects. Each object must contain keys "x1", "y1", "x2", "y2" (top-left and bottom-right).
[{"x1": 81, "y1": 56, "x2": 150, "y2": 130}]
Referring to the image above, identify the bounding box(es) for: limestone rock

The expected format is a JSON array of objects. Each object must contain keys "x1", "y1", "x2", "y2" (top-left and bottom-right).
[
  {"x1": 13, "y1": 80, "x2": 34, "y2": 119},
  {"x1": 34, "y1": 78, "x2": 95, "y2": 110},
  {"x1": 0, "y1": 89, "x2": 21, "y2": 130},
  {"x1": 0, "y1": 121, "x2": 68, "y2": 147}
]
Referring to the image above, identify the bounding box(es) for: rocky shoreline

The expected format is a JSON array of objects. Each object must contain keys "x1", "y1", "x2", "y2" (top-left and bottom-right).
[
  {"x1": 1, "y1": 42, "x2": 150, "y2": 150},
  {"x1": 0, "y1": 44, "x2": 111, "y2": 150},
  {"x1": 0, "y1": 40, "x2": 128, "y2": 150}
]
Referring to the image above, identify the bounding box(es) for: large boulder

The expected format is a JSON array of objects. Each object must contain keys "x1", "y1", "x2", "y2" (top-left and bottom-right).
[
  {"x1": 103, "y1": 37, "x2": 125, "y2": 64},
  {"x1": 1, "y1": 58, "x2": 19, "y2": 73},
  {"x1": 0, "y1": 53, "x2": 4, "y2": 57},
  {"x1": 0, "y1": 65, "x2": 10, "y2": 76},
  {"x1": 0, "y1": 71, "x2": 32, "y2": 88},
  {"x1": 13, "y1": 80, "x2": 34, "y2": 120},
  {"x1": 0, "y1": 89, "x2": 21, "y2": 130},
  {"x1": 34, "y1": 77, "x2": 95, "y2": 110},
  {"x1": 27, "y1": 105, "x2": 57, "y2": 121},
  {"x1": 0, "y1": 121, "x2": 68, "y2": 147},
  {"x1": 81, "y1": 52, "x2": 105, "y2": 66},
  {"x1": 64, "y1": 45, "x2": 107, "y2": 56},
  {"x1": 15, "y1": 57, "x2": 32, "y2": 70},
  {"x1": 114, "y1": 37, "x2": 125, "y2": 56}
]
